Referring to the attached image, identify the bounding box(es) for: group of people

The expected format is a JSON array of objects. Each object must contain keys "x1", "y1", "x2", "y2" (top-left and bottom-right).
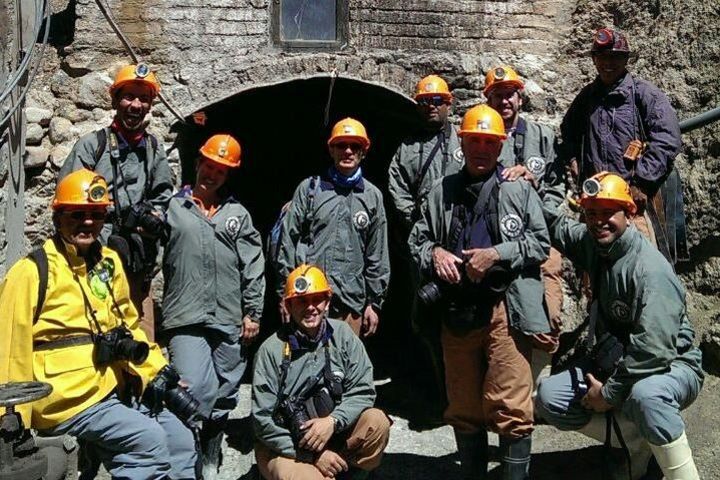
[{"x1": 0, "y1": 26, "x2": 704, "y2": 480}]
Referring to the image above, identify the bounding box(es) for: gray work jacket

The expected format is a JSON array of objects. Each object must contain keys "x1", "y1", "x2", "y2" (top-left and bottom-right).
[
  {"x1": 160, "y1": 188, "x2": 265, "y2": 330},
  {"x1": 499, "y1": 117, "x2": 563, "y2": 197},
  {"x1": 59, "y1": 128, "x2": 173, "y2": 240},
  {"x1": 252, "y1": 319, "x2": 376, "y2": 458},
  {"x1": 276, "y1": 175, "x2": 390, "y2": 314},
  {"x1": 408, "y1": 169, "x2": 551, "y2": 334},
  {"x1": 542, "y1": 191, "x2": 703, "y2": 406},
  {"x1": 388, "y1": 123, "x2": 464, "y2": 232}
]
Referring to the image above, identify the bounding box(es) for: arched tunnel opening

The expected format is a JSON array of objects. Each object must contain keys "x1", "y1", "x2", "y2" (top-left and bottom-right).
[{"x1": 171, "y1": 76, "x2": 427, "y2": 382}]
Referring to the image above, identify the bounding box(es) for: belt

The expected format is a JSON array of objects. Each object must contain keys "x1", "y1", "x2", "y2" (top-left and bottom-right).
[{"x1": 34, "y1": 335, "x2": 94, "y2": 351}]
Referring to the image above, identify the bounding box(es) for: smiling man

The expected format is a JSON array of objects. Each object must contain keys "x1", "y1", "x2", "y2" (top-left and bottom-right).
[
  {"x1": 0, "y1": 169, "x2": 198, "y2": 479},
  {"x1": 58, "y1": 63, "x2": 172, "y2": 314},
  {"x1": 408, "y1": 104, "x2": 551, "y2": 479},
  {"x1": 535, "y1": 172, "x2": 703, "y2": 480},
  {"x1": 275, "y1": 118, "x2": 390, "y2": 338},
  {"x1": 253, "y1": 264, "x2": 390, "y2": 480},
  {"x1": 559, "y1": 29, "x2": 682, "y2": 246}
]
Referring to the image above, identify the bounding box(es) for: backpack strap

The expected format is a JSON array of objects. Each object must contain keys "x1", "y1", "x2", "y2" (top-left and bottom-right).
[
  {"x1": 27, "y1": 248, "x2": 49, "y2": 324},
  {"x1": 303, "y1": 176, "x2": 320, "y2": 248},
  {"x1": 93, "y1": 128, "x2": 108, "y2": 166}
]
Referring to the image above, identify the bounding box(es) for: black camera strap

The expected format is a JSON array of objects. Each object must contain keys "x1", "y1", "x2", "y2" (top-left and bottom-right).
[{"x1": 274, "y1": 337, "x2": 334, "y2": 413}]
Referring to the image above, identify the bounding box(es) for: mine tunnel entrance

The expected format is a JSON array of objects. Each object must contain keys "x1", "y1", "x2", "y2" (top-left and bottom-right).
[
  {"x1": 173, "y1": 76, "x2": 425, "y2": 377},
  {"x1": 173, "y1": 75, "x2": 423, "y2": 235}
]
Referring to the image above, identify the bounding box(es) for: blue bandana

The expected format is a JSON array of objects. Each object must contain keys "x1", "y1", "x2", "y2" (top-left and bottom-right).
[{"x1": 328, "y1": 166, "x2": 363, "y2": 189}]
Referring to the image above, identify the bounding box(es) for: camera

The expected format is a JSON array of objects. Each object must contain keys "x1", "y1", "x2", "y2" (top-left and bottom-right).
[
  {"x1": 145, "y1": 366, "x2": 205, "y2": 425},
  {"x1": 274, "y1": 396, "x2": 312, "y2": 443},
  {"x1": 94, "y1": 326, "x2": 149, "y2": 366},
  {"x1": 120, "y1": 202, "x2": 165, "y2": 238},
  {"x1": 417, "y1": 264, "x2": 513, "y2": 307}
]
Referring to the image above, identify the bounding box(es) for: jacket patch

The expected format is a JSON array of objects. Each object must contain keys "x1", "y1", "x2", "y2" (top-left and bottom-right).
[
  {"x1": 453, "y1": 147, "x2": 464, "y2": 163},
  {"x1": 500, "y1": 213, "x2": 523, "y2": 238},
  {"x1": 353, "y1": 210, "x2": 370, "y2": 231},
  {"x1": 225, "y1": 216, "x2": 241, "y2": 237},
  {"x1": 610, "y1": 300, "x2": 631, "y2": 321},
  {"x1": 526, "y1": 156, "x2": 546, "y2": 176}
]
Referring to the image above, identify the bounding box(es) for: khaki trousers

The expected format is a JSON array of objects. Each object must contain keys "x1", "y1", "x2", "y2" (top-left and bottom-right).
[
  {"x1": 255, "y1": 408, "x2": 391, "y2": 480},
  {"x1": 442, "y1": 301, "x2": 534, "y2": 438}
]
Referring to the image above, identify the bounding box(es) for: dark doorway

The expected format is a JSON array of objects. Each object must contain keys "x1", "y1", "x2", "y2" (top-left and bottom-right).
[{"x1": 173, "y1": 75, "x2": 422, "y2": 235}]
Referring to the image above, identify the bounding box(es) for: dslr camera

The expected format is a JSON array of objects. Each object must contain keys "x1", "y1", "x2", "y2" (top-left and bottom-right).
[
  {"x1": 417, "y1": 264, "x2": 513, "y2": 307},
  {"x1": 94, "y1": 325, "x2": 149, "y2": 366},
  {"x1": 144, "y1": 365, "x2": 205, "y2": 426},
  {"x1": 120, "y1": 202, "x2": 165, "y2": 238}
]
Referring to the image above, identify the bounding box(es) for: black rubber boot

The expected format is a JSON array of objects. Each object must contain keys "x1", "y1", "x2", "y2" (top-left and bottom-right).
[
  {"x1": 498, "y1": 435, "x2": 531, "y2": 480},
  {"x1": 200, "y1": 420, "x2": 225, "y2": 480},
  {"x1": 454, "y1": 429, "x2": 489, "y2": 480}
]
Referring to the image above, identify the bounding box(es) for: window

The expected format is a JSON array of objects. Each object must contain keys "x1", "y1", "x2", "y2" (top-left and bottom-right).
[{"x1": 272, "y1": 0, "x2": 348, "y2": 50}]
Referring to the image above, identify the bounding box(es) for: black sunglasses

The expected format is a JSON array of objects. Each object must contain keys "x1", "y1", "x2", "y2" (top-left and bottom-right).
[
  {"x1": 333, "y1": 142, "x2": 364, "y2": 151},
  {"x1": 417, "y1": 96, "x2": 447, "y2": 107},
  {"x1": 65, "y1": 210, "x2": 106, "y2": 221}
]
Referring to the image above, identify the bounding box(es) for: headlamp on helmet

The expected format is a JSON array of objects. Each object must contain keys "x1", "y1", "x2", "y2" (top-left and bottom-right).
[
  {"x1": 593, "y1": 28, "x2": 614, "y2": 47},
  {"x1": 293, "y1": 276, "x2": 310, "y2": 294},
  {"x1": 582, "y1": 178, "x2": 602, "y2": 197},
  {"x1": 134, "y1": 63, "x2": 150, "y2": 78},
  {"x1": 87, "y1": 177, "x2": 109, "y2": 203}
]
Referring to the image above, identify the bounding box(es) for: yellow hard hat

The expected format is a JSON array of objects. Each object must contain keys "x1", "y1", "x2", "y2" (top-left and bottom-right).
[
  {"x1": 109, "y1": 64, "x2": 161, "y2": 98},
  {"x1": 415, "y1": 75, "x2": 452, "y2": 101},
  {"x1": 199, "y1": 134, "x2": 242, "y2": 168},
  {"x1": 579, "y1": 171, "x2": 637, "y2": 215},
  {"x1": 53, "y1": 169, "x2": 111, "y2": 210},
  {"x1": 284, "y1": 264, "x2": 332, "y2": 304},
  {"x1": 327, "y1": 118, "x2": 370, "y2": 150},
  {"x1": 484, "y1": 65, "x2": 524, "y2": 96},
  {"x1": 458, "y1": 104, "x2": 507, "y2": 139}
]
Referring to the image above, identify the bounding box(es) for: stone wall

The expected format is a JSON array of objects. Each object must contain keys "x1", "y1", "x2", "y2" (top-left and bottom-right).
[{"x1": 3, "y1": 0, "x2": 720, "y2": 351}]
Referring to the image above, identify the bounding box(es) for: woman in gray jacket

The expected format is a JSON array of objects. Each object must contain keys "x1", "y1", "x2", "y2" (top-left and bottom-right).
[{"x1": 159, "y1": 134, "x2": 266, "y2": 479}]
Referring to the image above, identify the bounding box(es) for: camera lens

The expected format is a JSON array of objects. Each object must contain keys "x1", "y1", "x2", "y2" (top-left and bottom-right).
[
  {"x1": 417, "y1": 282, "x2": 442, "y2": 305},
  {"x1": 116, "y1": 337, "x2": 150, "y2": 364},
  {"x1": 166, "y1": 386, "x2": 202, "y2": 423}
]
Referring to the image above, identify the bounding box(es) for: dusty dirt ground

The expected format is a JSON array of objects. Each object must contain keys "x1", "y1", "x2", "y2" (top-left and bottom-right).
[{"x1": 216, "y1": 372, "x2": 719, "y2": 480}]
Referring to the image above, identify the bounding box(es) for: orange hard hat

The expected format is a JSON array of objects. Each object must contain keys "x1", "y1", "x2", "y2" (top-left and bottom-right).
[
  {"x1": 327, "y1": 118, "x2": 370, "y2": 150},
  {"x1": 458, "y1": 104, "x2": 507, "y2": 139},
  {"x1": 579, "y1": 171, "x2": 637, "y2": 215},
  {"x1": 484, "y1": 66, "x2": 524, "y2": 96},
  {"x1": 199, "y1": 134, "x2": 242, "y2": 168},
  {"x1": 284, "y1": 264, "x2": 333, "y2": 304},
  {"x1": 109, "y1": 64, "x2": 161, "y2": 98},
  {"x1": 53, "y1": 169, "x2": 111, "y2": 210},
  {"x1": 415, "y1": 75, "x2": 453, "y2": 101}
]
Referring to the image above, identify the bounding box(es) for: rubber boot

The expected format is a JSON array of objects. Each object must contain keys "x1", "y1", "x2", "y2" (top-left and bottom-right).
[
  {"x1": 579, "y1": 413, "x2": 653, "y2": 480},
  {"x1": 453, "y1": 429, "x2": 489, "y2": 480},
  {"x1": 498, "y1": 435, "x2": 531, "y2": 480},
  {"x1": 200, "y1": 422, "x2": 225, "y2": 480},
  {"x1": 649, "y1": 432, "x2": 700, "y2": 480}
]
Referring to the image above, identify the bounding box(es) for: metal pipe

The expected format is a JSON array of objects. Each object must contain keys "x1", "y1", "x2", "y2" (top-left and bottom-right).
[{"x1": 679, "y1": 106, "x2": 720, "y2": 134}]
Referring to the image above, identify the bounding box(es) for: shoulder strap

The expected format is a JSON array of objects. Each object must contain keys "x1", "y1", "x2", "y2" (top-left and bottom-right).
[
  {"x1": 483, "y1": 177, "x2": 502, "y2": 244},
  {"x1": 303, "y1": 176, "x2": 321, "y2": 248},
  {"x1": 513, "y1": 130, "x2": 526, "y2": 165},
  {"x1": 631, "y1": 76, "x2": 648, "y2": 142},
  {"x1": 27, "y1": 248, "x2": 49, "y2": 324},
  {"x1": 415, "y1": 131, "x2": 445, "y2": 192},
  {"x1": 93, "y1": 128, "x2": 108, "y2": 166}
]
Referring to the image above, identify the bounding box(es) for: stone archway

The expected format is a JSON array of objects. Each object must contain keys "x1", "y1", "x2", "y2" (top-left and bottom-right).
[{"x1": 173, "y1": 74, "x2": 422, "y2": 235}]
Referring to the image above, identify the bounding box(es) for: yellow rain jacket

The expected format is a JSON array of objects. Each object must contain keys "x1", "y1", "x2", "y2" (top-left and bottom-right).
[{"x1": 0, "y1": 238, "x2": 167, "y2": 429}]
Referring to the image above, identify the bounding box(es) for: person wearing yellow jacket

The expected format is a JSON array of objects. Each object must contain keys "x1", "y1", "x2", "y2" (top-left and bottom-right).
[{"x1": 0, "y1": 169, "x2": 197, "y2": 479}]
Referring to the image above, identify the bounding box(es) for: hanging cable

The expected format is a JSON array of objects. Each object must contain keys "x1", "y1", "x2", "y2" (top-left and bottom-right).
[
  {"x1": 94, "y1": 0, "x2": 187, "y2": 125},
  {"x1": 323, "y1": 69, "x2": 338, "y2": 127},
  {"x1": 0, "y1": 0, "x2": 51, "y2": 129}
]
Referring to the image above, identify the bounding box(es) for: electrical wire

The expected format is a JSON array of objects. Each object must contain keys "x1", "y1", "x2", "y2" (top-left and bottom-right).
[
  {"x1": 94, "y1": 0, "x2": 187, "y2": 125},
  {"x1": 0, "y1": 0, "x2": 51, "y2": 129}
]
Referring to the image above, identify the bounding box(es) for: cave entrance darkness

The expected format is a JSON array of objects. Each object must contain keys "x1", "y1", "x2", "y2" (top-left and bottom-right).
[{"x1": 173, "y1": 75, "x2": 426, "y2": 377}]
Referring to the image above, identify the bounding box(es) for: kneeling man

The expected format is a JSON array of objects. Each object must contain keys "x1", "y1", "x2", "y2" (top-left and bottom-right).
[
  {"x1": 252, "y1": 264, "x2": 391, "y2": 479},
  {"x1": 535, "y1": 172, "x2": 703, "y2": 479}
]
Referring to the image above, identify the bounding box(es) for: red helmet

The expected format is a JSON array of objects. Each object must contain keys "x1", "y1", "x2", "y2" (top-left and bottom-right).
[{"x1": 591, "y1": 28, "x2": 630, "y2": 54}]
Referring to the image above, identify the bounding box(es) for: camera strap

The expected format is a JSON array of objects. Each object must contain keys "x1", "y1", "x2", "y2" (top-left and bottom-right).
[{"x1": 274, "y1": 337, "x2": 334, "y2": 411}]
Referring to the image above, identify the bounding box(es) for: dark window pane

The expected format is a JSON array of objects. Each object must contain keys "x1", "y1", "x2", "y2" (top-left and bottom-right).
[{"x1": 280, "y1": 0, "x2": 337, "y2": 42}]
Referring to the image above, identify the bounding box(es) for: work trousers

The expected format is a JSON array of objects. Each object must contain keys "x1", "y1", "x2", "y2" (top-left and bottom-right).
[
  {"x1": 255, "y1": 408, "x2": 392, "y2": 480},
  {"x1": 442, "y1": 301, "x2": 534, "y2": 438},
  {"x1": 535, "y1": 361, "x2": 702, "y2": 446},
  {"x1": 42, "y1": 392, "x2": 197, "y2": 480},
  {"x1": 166, "y1": 324, "x2": 246, "y2": 422},
  {"x1": 329, "y1": 301, "x2": 363, "y2": 336}
]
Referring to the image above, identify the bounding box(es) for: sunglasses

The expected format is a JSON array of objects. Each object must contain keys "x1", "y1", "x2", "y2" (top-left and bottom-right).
[
  {"x1": 333, "y1": 142, "x2": 364, "y2": 151},
  {"x1": 64, "y1": 210, "x2": 107, "y2": 221},
  {"x1": 417, "y1": 96, "x2": 447, "y2": 107}
]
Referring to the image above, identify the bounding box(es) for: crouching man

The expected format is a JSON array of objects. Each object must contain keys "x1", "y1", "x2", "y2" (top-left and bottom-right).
[
  {"x1": 252, "y1": 264, "x2": 391, "y2": 479},
  {"x1": 535, "y1": 172, "x2": 703, "y2": 479},
  {"x1": 0, "y1": 169, "x2": 198, "y2": 479}
]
